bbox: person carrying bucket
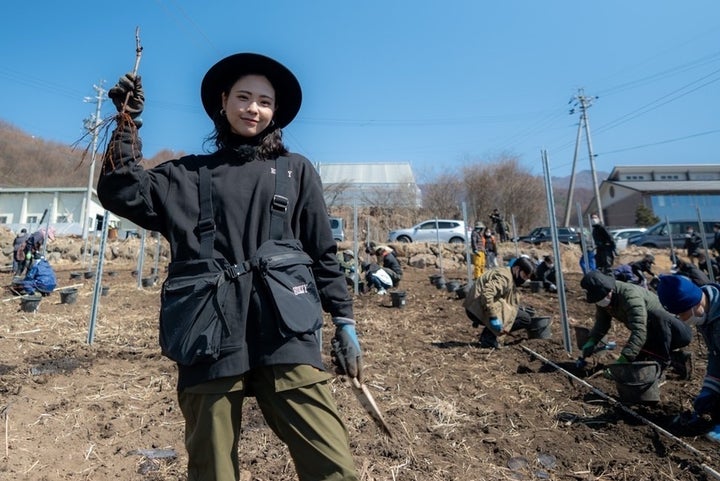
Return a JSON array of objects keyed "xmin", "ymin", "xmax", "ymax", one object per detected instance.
[
  {"xmin": 579, "ymin": 271, "xmax": 693, "ymax": 379},
  {"xmin": 657, "ymin": 274, "xmax": 720, "ymax": 442}
]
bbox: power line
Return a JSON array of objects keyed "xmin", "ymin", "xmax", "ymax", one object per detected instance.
[{"xmin": 598, "ymin": 129, "xmax": 720, "ymax": 155}]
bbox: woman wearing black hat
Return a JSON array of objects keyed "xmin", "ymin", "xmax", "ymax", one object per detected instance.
[{"xmin": 98, "ymin": 53, "xmax": 360, "ymax": 480}]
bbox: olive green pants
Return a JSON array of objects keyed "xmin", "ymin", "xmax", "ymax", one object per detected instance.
[{"xmin": 178, "ymin": 365, "xmax": 358, "ymax": 481}]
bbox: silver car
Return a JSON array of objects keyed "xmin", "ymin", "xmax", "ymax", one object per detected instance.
[{"xmin": 388, "ymin": 219, "xmax": 468, "ymax": 243}]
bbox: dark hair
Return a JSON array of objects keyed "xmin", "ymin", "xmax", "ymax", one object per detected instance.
[
  {"xmin": 205, "ymin": 107, "xmax": 289, "ymax": 158},
  {"xmin": 514, "ymin": 257, "xmax": 535, "ymax": 276}
]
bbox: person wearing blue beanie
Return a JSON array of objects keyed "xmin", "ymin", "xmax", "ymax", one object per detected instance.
[{"xmin": 657, "ymin": 274, "xmax": 720, "ymax": 443}]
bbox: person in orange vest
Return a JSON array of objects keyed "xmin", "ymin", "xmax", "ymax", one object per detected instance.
[{"xmin": 471, "ymin": 221, "xmax": 486, "ymax": 279}]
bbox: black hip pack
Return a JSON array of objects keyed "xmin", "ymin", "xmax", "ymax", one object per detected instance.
[
  {"xmin": 158, "ymin": 157, "xmax": 322, "ymax": 366},
  {"xmin": 251, "ymin": 238, "xmax": 323, "ymax": 337}
]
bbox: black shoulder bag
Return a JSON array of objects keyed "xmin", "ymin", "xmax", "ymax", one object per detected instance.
[
  {"xmin": 250, "ymin": 157, "xmax": 324, "ymax": 337},
  {"xmin": 158, "ymin": 165, "xmax": 250, "ymax": 366}
]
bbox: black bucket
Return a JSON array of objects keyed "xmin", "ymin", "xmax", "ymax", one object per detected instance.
[
  {"xmin": 446, "ymin": 280, "xmax": 461, "ymax": 293},
  {"xmin": 528, "ymin": 316, "xmax": 552, "ymax": 339},
  {"xmin": 607, "ymin": 361, "xmax": 662, "ymax": 403},
  {"xmin": 456, "ymin": 283, "xmax": 469, "ymax": 299},
  {"xmin": 20, "ymin": 295, "xmax": 42, "ymax": 313},
  {"xmin": 141, "ymin": 277, "xmax": 157, "ymax": 288},
  {"xmin": 530, "ymin": 281, "xmax": 542, "ymax": 293},
  {"xmin": 69, "ymin": 272, "xmax": 83, "ymax": 280},
  {"xmin": 435, "ymin": 277, "xmax": 446, "ymax": 290},
  {"xmin": 60, "ymin": 288, "xmax": 78, "ymax": 305},
  {"xmin": 84, "ymin": 271, "xmax": 95, "ymax": 279},
  {"xmin": 101, "ymin": 286, "xmax": 110, "ymax": 296},
  {"xmin": 390, "ymin": 291, "xmax": 407, "ymax": 308},
  {"xmin": 429, "ymin": 274, "xmax": 442, "ymax": 285}
]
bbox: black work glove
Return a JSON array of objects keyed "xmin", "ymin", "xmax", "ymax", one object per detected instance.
[
  {"xmin": 108, "ymin": 73, "xmax": 144, "ymax": 127},
  {"xmin": 331, "ymin": 317, "xmax": 363, "ymax": 382}
]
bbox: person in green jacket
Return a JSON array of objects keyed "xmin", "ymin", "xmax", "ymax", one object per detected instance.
[{"xmin": 579, "ymin": 271, "xmax": 693, "ymax": 378}]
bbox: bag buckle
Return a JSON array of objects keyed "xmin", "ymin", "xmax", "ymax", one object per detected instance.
[
  {"xmin": 198, "ymin": 218, "xmax": 215, "ymax": 233},
  {"xmin": 271, "ymin": 195, "xmax": 289, "ymax": 213},
  {"xmin": 226, "ymin": 261, "xmax": 252, "ymax": 280}
]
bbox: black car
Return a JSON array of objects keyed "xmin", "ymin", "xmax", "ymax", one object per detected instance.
[{"xmin": 516, "ymin": 226, "xmax": 584, "ymax": 245}]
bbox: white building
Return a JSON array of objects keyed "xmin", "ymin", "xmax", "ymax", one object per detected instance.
[
  {"xmin": 316, "ymin": 162, "xmax": 422, "ymax": 208},
  {"xmin": 0, "ymin": 187, "xmax": 133, "ymax": 236}
]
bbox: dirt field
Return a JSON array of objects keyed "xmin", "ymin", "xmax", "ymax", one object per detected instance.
[{"xmin": 1, "ymin": 233, "xmax": 720, "ymax": 481}]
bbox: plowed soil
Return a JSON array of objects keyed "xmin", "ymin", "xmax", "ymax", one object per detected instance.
[{"xmin": 1, "ymin": 235, "xmax": 720, "ymax": 481}]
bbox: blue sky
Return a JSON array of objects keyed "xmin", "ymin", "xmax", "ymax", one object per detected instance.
[{"xmin": 1, "ymin": 1, "xmax": 718, "ymax": 182}]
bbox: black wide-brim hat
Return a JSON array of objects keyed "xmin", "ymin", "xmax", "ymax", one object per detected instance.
[{"xmin": 201, "ymin": 53, "xmax": 302, "ymax": 129}]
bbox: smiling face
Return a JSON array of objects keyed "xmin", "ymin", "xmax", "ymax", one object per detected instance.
[{"xmin": 221, "ymin": 74, "xmax": 276, "ymax": 137}]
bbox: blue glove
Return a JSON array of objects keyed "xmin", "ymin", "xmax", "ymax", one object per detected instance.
[
  {"xmin": 331, "ymin": 317, "xmax": 363, "ymax": 381},
  {"xmin": 693, "ymin": 388, "xmax": 719, "ymax": 415},
  {"xmin": 489, "ymin": 317, "xmax": 503, "ymax": 332}
]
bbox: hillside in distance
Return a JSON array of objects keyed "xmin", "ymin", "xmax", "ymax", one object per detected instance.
[{"xmin": 0, "ymin": 120, "xmax": 182, "ymax": 188}]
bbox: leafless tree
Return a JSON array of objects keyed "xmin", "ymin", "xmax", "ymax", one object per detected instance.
[
  {"xmin": 422, "ymin": 173, "xmax": 463, "ymax": 218},
  {"xmin": 461, "ymin": 154, "xmax": 546, "ymax": 234}
]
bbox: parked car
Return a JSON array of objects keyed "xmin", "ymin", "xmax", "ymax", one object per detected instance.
[
  {"xmin": 388, "ymin": 219, "xmax": 468, "ymax": 244},
  {"xmin": 516, "ymin": 226, "xmax": 584, "ymax": 245},
  {"xmin": 329, "ymin": 217, "xmax": 345, "ymax": 242},
  {"xmin": 627, "ymin": 219, "xmax": 719, "ymax": 249},
  {"xmin": 610, "ymin": 227, "xmax": 647, "ymax": 251}
]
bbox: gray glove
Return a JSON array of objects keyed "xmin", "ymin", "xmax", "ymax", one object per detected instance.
[
  {"xmin": 108, "ymin": 73, "xmax": 144, "ymax": 126},
  {"xmin": 331, "ymin": 317, "xmax": 363, "ymax": 381}
]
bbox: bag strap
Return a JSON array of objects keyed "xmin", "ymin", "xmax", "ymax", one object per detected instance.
[
  {"xmin": 269, "ymin": 156, "xmax": 290, "ymax": 241},
  {"xmin": 198, "ymin": 165, "xmax": 216, "ymax": 259}
]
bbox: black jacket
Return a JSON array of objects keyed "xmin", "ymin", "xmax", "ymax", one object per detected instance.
[
  {"xmin": 98, "ymin": 122, "xmax": 352, "ymax": 389},
  {"xmin": 381, "ymin": 252, "xmax": 403, "ymax": 279},
  {"xmin": 592, "ymin": 224, "xmax": 615, "ymax": 251}
]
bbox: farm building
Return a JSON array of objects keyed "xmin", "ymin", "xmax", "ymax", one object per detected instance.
[
  {"xmin": 316, "ymin": 162, "xmax": 422, "ymax": 208},
  {"xmin": 0, "ymin": 187, "xmax": 131, "ymax": 237}
]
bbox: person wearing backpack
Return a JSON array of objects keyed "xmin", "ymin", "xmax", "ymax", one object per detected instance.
[{"xmin": 98, "ymin": 53, "xmax": 361, "ymax": 481}]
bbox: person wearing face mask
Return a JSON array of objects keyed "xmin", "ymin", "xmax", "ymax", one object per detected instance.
[
  {"xmin": 589, "ymin": 212, "xmax": 616, "ymax": 275},
  {"xmin": 579, "ymin": 271, "xmax": 693, "ymax": 378},
  {"xmin": 463, "ymin": 256, "xmax": 537, "ymax": 348},
  {"xmin": 657, "ymin": 274, "xmax": 720, "ymax": 442},
  {"xmin": 533, "ymin": 255, "xmax": 557, "ymax": 292}
]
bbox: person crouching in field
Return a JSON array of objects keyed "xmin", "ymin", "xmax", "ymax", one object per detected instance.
[{"xmin": 463, "ymin": 257, "xmax": 535, "ymax": 348}]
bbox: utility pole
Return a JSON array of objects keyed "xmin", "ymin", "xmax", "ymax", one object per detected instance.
[
  {"xmin": 566, "ymin": 89, "xmax": 604, "ymax": 225},
  {"xmin": 81, "ymin": 82, "xmax": 105, "ymax": 265},
  {"xmin": 562, "ymin": 117, "xmax": 583, "ymax": 226}
]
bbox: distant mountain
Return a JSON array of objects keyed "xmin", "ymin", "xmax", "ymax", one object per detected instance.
[{"xmin": 551, "ymin": 169, "xmax": 610, "ymax": 191}]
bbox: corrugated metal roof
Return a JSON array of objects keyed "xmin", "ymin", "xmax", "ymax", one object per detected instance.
[
  {"xmin": 317, "ymin": 162, "xmax": 417, "ymax": 184},
  {"xmin": 607, "ymin": 180, "xmax": 720, "ymax": 192}
]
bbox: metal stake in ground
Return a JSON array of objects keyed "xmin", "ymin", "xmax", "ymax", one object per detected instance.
[
  {"xmin": 520, "ymin": 345, "xmax": 715, "ymax": 466},
  {"xmin": 87, "ymin": 27, "xmax": 143, "ymax": 343}
]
